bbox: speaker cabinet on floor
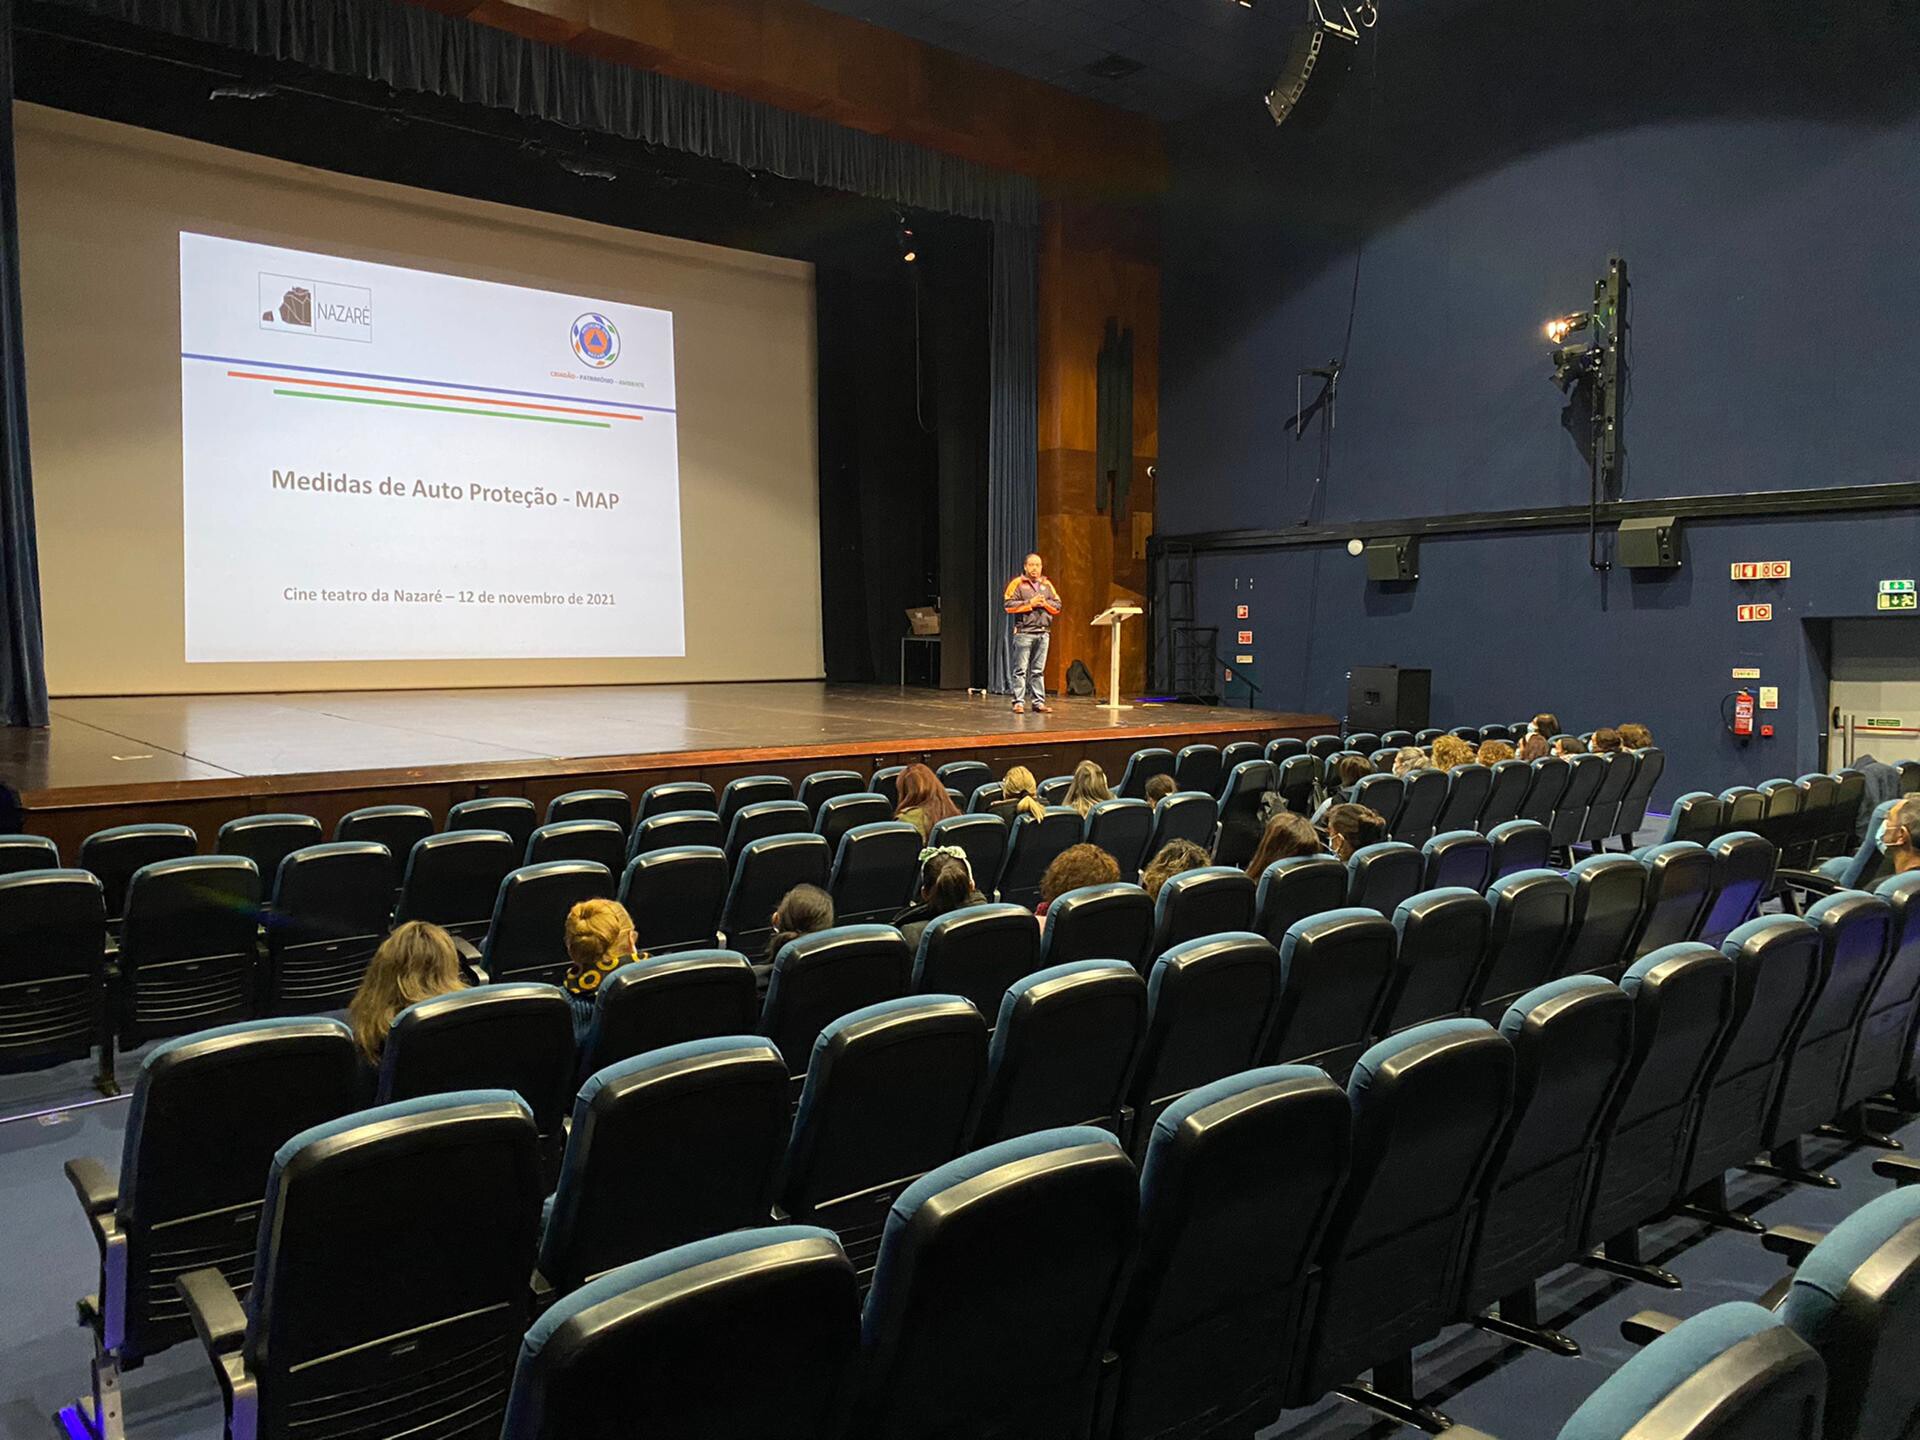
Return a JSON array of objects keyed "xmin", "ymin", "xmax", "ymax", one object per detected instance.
[{"xmin": 1347, "ymin": 666, "xmax": 1431, "ymax": 733}]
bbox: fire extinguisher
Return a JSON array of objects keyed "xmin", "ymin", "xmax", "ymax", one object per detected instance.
[{"xmin": 1723, "ymin": 689, "xmax": 1755, "ymax": 739}]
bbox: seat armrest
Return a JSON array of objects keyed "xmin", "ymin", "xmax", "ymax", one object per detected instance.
[
  {"xmin": 177, "ymin": 1267, "xmax": 248, "ymax": 1357},
  {"xmin": 1761, "ymin": 1224, "xmax": 1827, "ymax": 1267},
  {"xmin": 1775, "ymin": 869, "xmax": 1843, "ymax": 898},
  {"xmin": 65, "ymin": 1157, "xmax": 119, "ymax": 1217},
  {"xmin": 1620, "ymin": 1310, "xmax": 1684, "ymax": 1347},
  {"xmin": 451, "ymin": 934, "xmax": 482, "ymax": 966},
  {"xmin": 1874, "ymin": 1155, "xmax": 1920, "ymax": 1187}
]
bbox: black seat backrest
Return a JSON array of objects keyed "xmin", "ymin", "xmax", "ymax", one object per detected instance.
[
  {"xmin": 108, "ymin": 1018, "xmax": 361, "ymax": 1364},
  {"xmin": 1548, "ymin": 754, "xmax": 1607, "ymax": 847},
  {"xmin": 1347, "ymin": 732, "xmax": 1383, "ymax": 755},
  {"xmin": 1383, "ymin": 730, "xmax": 1417, "ymax": 748},
  {"xmin": 80, "ymin": 823, "xmax": 197, "ymax": 925},
  {"xmin": 244, "ymin": 1091, "xmax": 542, "ymax": 1440},
  {"xmin": 1128, "ymin": 933, "xmax": 1284, "ymax": 1137},
  {"xmin": 971, "ymin": 960, "xmax": 1146, "ymax": 1145},
  {"xmin": 1517, "ymin": 756, "xmax": 1571, "ymax": 826},
  {"xmin": 264, "ymin": 842, "xmax": 393, "ymax": 1015},
  {"xmin": 1580, "ymin": 751, "xmax": 1641, "ymax": 845},
  {"xmin": 1392, "ymin": 768, "xmax": 1450, "ymax": 845},
  {"xmin": 619, "ymin": 846, "xmax": 728, "ymax": 955},
  {"xmin": 1632, "ymin": 842, "xmax": 1719, "ymax": 958},
  {"xmin": 333, "ymin": 806, "xmax": 434, "ymax": 888},
  {"xmin": 1174, "ymin": 744, "xmax": 1223, "ymax": 797},
  {"xmin": 928, "ymin": 813, "xmax": 1010, "ymax": 894},
  {"xmin": 1475, "ymin": 869, "xmax": 1576, "ymax": 1020},
  {"xmin": 1699, "ymin": 832, "xmax": 1778, "ymax": 946},
  {"xmin": 216, "ymin": 815, "xmax": 323, "ymax": 890},
  {"xmin": 537, "ymin": 1037, "xmax": 792, "ymax": 1295},
  {"xmin": 482, "ymin": 861, "xmax": 613, "ymax": 985},
  {"xmin": 1903, "ymin": 761, "xmax": 1920, "ymax": 796},
  {"xmin": 759, "ymin": 925, "xmax": 912, "ymax": 1078},
  {"xmin": 448, "ymin": 798, "xmax": 537, "ymax": 852},
  {"xmin": 1150, "ymin": 866, "xmax": 1257, "ymax": 956},
  {"xmin": 1344, "ymin": 841, "xmax": 1423, "ymax": 919},
  {"xmin": 0, "ymin": 869, "xmax": 106, "ymax": 1074},
  {"xmin": 1350, "ymin": 773, "xmax": 1405, "ymax": 831},
  {"xmin": 1276, "ymin": 754, "xmax": 1319, "ymax": 816},
  {"xmin": 117, "ymin": 856, "xmax": 261, "ymax": 1046},
  {"xmin": 628, "ymin": 810, "xmax": 724, "ymax": 861},
  {"xmin": 0, "ymin": 832, "xmax": 59, "ymax": 876},
  {"xmin": 1434, "ymin": 765, "xmax": 1493, "ymax": 836},
  {"xmin": 718, "ymin": 775, "xmax": 797, "ymax": 836},
  {"xmin": 828, "ymin": 821, "xmax": 922, "ymax": 923},
  {"xmin": 1307, "ymin": 734, "xmax": 1343, "ymax": 760},
  {"xmin": 575, "ymin": 950, "xmax": 760, "ymax": 1080},
  {"xmin": 1423, "ymin": 829, "xmax": 1494, "ymax": 893},
  {"xmin": 719, "ymin": 833, "xmax": 831, "ymax": 959},
  {"xmin": 819, "ymin": 792, "xmax": 894, "ymax": 850},
  {"xmin": 1038, "ymin": 774, "xmax": 1074, "ymax": 806},
  {"xmin": 1118, "ymin": 747, "xmax": 1177, "ymax": 799},
  {"xmin": 1614, "ymin": 747, "xmax": 1666, "ymax": 842},
  {"xmin": 1084, "ymin": 798, "xmax": 1155, "ymax": 879},
  {"xmin": 1845, "ymin": 873, "xmax": 1920, "ymax": 1113},
  {"xmin": 935, "ymin": 762, "xmax": 994, "ymax": 802},
  {"xmin": 799, "ymin": 770, "xmax": 867, "ymax": 812},
  {"xmin": 724, "ymin": 799, "xmax": 813, "ymax": 865},
  {"xmin": 1040, "ymin": 882, "xmax": 1154, "ymax": 970},
  {"xmin": 1214, "ymin": 760, "xmax": 1276, "ymax": 866},
  {"xmin": 1558, "ymin": 854, "xmax": 1650, "ymax": 981},
  {"xmin": 1487, "ymin": 819, "xmax": 1553, "ymax": 880},
  {"xmin": 1268, "ymin": 908, "xmax": 1398, "ymax": 1076},
  {"xmin": 395, "ymin": 829, "xmax": 517, "ymax": 939},
  {"xmin": 1477, "ymin": 760, "xmax": 1533, "ymax": 832},
  {"xmin": 968, "ymin": 782, "xmax": 1007, "ymax": 815},
  {"xmin": 1827, "ymin": 771, "xmax": 1866, "ymax": 853},
  {"xmin": 1370, "ymin": 747, "xmax": 1401, "ymax": 770},
  {"xmin": 912, "ymin": 902, "xmax": 1042, "ymax": 1017},
  {"xmin": 1220, "ymin": 740, "xmax": 1262, "ymax": 775},
  {"xmin": 1664, "ymin": 792, "xmax": 1726, "ymax": 845},
  {"xmin": 1384, "ymin": 887, "xmax": 1490, "ymax": 1033},
  {"xmin": 544, "ymin": 789, "xmax": 632, "ymax": 834},
  {"xmin": 1253, "ymin": 854, "xmax": 1348, "ymax": 946},
  {"xmin": 1266, "ymin": 737, "xmax": 1308, "ymax": 766},
  {"xmin": 1144, "ymin": 791, "xmax": 1219, "ymax": 862},
  {"xmin": 525, "ymin": 820, "xmax": 626, "ymax": 871},
  {"xmin": 1723, "ymin": 788, "xmax": 1767, "ymax": 829},
  {"xmin": 1766, "ymin": 891, "xmax": 1897, "ymax": 1150},
  {"xmin": 379, "ymin": 983, "xmax": 578, "ymax": 1139},
  {"xmin": 637, "ymin": 781, "xmax": 717, "ymax": 820},
  {"xmin": 995, "ymin": 808, "xmax": 1081, "ymax": 908}
]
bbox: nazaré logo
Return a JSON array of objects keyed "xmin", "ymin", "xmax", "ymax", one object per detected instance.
[{"xmin": 570, "ymin": 313, "xmax": 621, "ymax": 368}]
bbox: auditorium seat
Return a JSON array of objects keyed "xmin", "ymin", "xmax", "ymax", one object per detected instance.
[
  {"xmin": 994, "ymin": 807, "xmax": 1080, "ymax": 909},
  {"xmin": 1369, "ymin": 746, "xmax": 1401, "ymax": 771},
  {"xmin": 0, "ymin": 869, "xmax": 106, "ymax": 1076},
  {"xmin": 927, "ymin": 813, "xmax": 1009, "ymax": 894},
  {"xmin": 619, "ymin": 846, "xmax": 727, "ymax": 956},
  {"xmin": 718, "ymin": 775, "xmax": 796, "ymax": 837},
  {"xmin": 1580, "ymin": 944, "xmax": 1735, "ymax": 1285},
  {"xmin": 1805, "ymin": 799, "xmax": 1898, "ymax": 892},
  {"xmin": 1677, "ymin": 916, "xmax": 1823, "ymax": 1231},
  {"xmin": 933, "ymin": 761, "xmax": 992, "ymax": 803},
  {"xmin": 1556, "ymin": 854, "xmax": 1650, "ymax": 982},
  {"xmin": 1423, "ymin": 829, "xmax": 1494, "ymax": 892},
  {"xmin": 849, "ymin": 1127, "xmax": 1136, "ymax": 1439},
  {"xmin": 1109, "ymin": 1066, "xmax": 1351, "ymax": 1440},
  {"xmin": 1698, "ymin": 831, "xmax": 1778, "ymax": 946},
  {"xmin": 79, "ymin": 822, "xmax": 197, "ymax": 929},
  {"xmin": 1265, "ymin": 736, "xmax": 1307, "ymax": 766},
  {"xmin": 816, "ymin": 791, "xmax": 890, "ymax": 849},
  {"xmin": 627, "ymin": 808, "xmax": 723, "ymax": 860},
  {"xmin": 1347, "ymin": 731, "xmax": 1383, "ymax": 755},
  {"xmin": 261, "ymin": 842, "xmax": 392, "ymax": 1017},
  {"xmin": 1612, "ymin": 747, "xmax": 1666, "ymax": 845},
  {"xmin": 1461, "ymin": 977, "xmax": 1633, "ymax": 1355},
  {"xmin": 910, "ymin": 902, "xmax": 1039, "ymax": 1019},
  {"xmin": 1383, "ymin": 888, "xmax": 1490, "ymax": 1035},
  {"xmin": 724, "ymin": 798, "xmax": 813, "ymax": 865},
  {"xmin": 60, "ymin": 1017, "xmax": 360, "ymax": 1434},
  {"xmin": 1723, "ymin": 787, "xmax": 1768, "ymax": 830},
  {"xmin": 1307, "ymin": 734, "xmax": 1343, "ymax": 760},
  {"xmin": 1344, "ymin": 840, "xmax": 1422, "ymax": 919},
  {"xmin": 524, "ymin": 819, "xmax": 626, "ymax": 872},
  {"xmin": 504, "ymin": 1228, "xmax": 858, "ymax": 1440},
  {"xmin": 215, "ymin": 815, "xmax": 322, "ymax": 892},
  {"xmin": 1393, "ymin": 767, "xmax": 1449, "ymax": 845},
  {"xmin": 827, "ymin": 820, "xmax": 920, "ymax": 923},
  {"xmin": 1547, "ymin": 754, "xmax": 1606, "ymax": 856},
  {"xmin": 1477, "ymin": 760, "xmax": 1533, "ymax": 833},
  {"xmin": 1083, "ymin": 798, "xmax": 1154, "ymax": 878},
  {"xmin": 1789, "ymin": 774, "xmax": 1839, "ymax": 868},
  {"xmin": 779, "ymin": 995, "xmax": 986, "ymax": 1275},
  {"xmin": 1143, "ymin": 790, "xmax": 1219, "ymax": 861},
  {"xmin": 1828, "ymin": 873, "xmax": 1920, "ymax": 1143},
  {"xmin": 177, "ymin": 1091, "xmax": 542, "ymax": 1440},
  {"xmin": 1631, "ymin": 841, "xmax": 1719, "ymax": 959},
  {"xmin": 333, "ymin": 805, "xmax": 432, "ymax": 890},
  {"xmin": 1300, "ymin": 1019, "xmax": 1515, "ymax": 1432},
  {"xmin": 1174, "ymin": 743, "xmax": 1223, "ymax": 797},
  {"xmin": 967, "ymin": 781, "xmax": 1006, "ymax": 815},
  {"xmin": 1661, "ymin": 791, "xmax": 1726, "ymax": 845},
  {"xmin": 1266, "ymin": 908, "xmax": 1397, "ymax": 1077},
  {"xmin": 1213, "ymin": 759, "xmax": 1274, "ymax": 867},
  {"xmin": 1823, "ymin": 770, "xmax": 1867, "ymax": 857},
  {"xmin": 1904, "ymin": 760, "xmax": 1920, "ymax": 796},
  {"xmin": 1039, "ymin": 774, "xmax": 1073, "ymax": 805},
  {"xmin": 1486, "ymin": 817, "xmax": 1552, "ymax": 881},
  {"xmin": 378, "ymin": 983, "xmax": 576, "ymax": 1150},
  {"xmin": 1117, "ymin": 747, "xmax": 1176, "ymax": 799},
  {"xmin": 1482, "ymin": 724, "xmax": 1513, "ymax": 743},
  {"xmin": 869, "ymin": 765, "xmax": 906, "ymax": 808},
  {"xmin": 1219, "ymin": 740, "xmax": 1263, "ymax": 778},
  {"xmin": 719, "ymin": 833, "xmax": 830, "ymax": 961},
  {"xmin": 543, "ymin": 788, "xmax": 631, "ymax": 834},
  {"xmin": 448, "ymin": 797, "xmax": 537, "ymax": 852},
  {"xmin": 573, "ymin": 950, "xmax": 759, "ymax": 1081},
  {"xmin": 1759, "ymin": 779, "xmax": 1804, "ymax": 854},
  {"xmin": 798, "ymin": 769, "xmax": 866, "ymax": 812},
  {"xmin": 1275, "ymin": 753, "xmax": 1319, "ymax": 816},
  {"xmin": 636, "ymin": 780, "xmax": 716, "ymax": 820},
  {"xmin": 1351, "ymin": 773, "xmax": 1404, "ymax": 830},
  {"xmin": 1517, "ymin": 755, "xmax": 1571, "ymax": 828},
  {"xmin": 0, "ymin": 832, "xmax": 58, "ymax": 875},
  {"xmin": 395, "ymin": 828, "xmax": 518, "ymax": 940},
  {"xmin": 1253, "ymin": 853, "xmax": 1349, "ymax": 946},
  {"xmin": 1149, "ymin": 866, "xmax": 1256, "ymax": 956},
  {"xmin": 482, "ymin": 861, "xmax": 613, "ymax": 985},
  {"xmin": 1474, "ymin": 869, "xmax": 1575, "ymax": 1021},
  {"xmin": 1038, "ymin": 881, "xmax": 1153, "ymax": 971},
  {"xmin": 114, "ymin": 857, "xmax": 261, "ymax": 1053},
  {"xmin": 534, "ymin": 1037, "xmax": 789, "ymax": 1297},
  {"xmin": 1383, "ymin": 729, "xmax": 1416, "ymax": 747},
  {"xmin": 1434, "ymin": 764, "xmax": 1493, "ymax": 837},
  {"xmin": 1579, "ymin": 750, "xmax": 1640, "ymax": 850},
  {"xmin": 970, "ymin": 960, "xmax": 1145, "ymax": 1145},
  {"xmin": 759, "ymin": 925, "xmax": 911, "ymax": 1083},
  {"xmin": 1126, "ymin": 933, "xmax": 1283, "ymax": 1150}
]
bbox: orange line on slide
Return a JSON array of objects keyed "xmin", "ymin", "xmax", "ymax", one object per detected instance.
[{"xmin": 224, "ymin": 370, "xmax": 644, "ymax": 422}]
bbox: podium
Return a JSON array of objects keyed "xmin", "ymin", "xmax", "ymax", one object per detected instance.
[{"xmin": 1089, "ymin": 604, "xmax": 1144, "ymax": 711}]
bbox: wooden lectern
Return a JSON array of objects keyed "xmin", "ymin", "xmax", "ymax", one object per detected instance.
[{"xmin": 1089, "ymin": 604, "xmax": 1143, "ymax": 711}]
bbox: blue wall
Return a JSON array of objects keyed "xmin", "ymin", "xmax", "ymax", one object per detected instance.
[{"xmin": 1160, "ymin": 25, "xmax": 1920, "ymax": 805}]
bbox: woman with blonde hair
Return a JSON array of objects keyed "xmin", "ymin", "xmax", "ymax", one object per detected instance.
[
  {"xmin": 1476, "ymin": 738, "xmax": 1515, "ymax": 766},
  {"xmin": 1062, "ymin": 759, "xmax": 1113, "ymax": 818},
  {"xmin": 1431, "ymin": 734, "xmax": 1475, "ymax": 771},
  {"xmin": 563, "ymin": 897, "xmax": 640, "ymax": 1037},
  {"xmin": 348, "ymin": 920, "xmax": 466, "ymax": 1066},
  {"xmin": 1391, "ymin": 746, "xmax": 1429, "ymax": 777},
  {"xmin": 999, "ymin": 765, "xmax": 1048, "ymax": 824}
]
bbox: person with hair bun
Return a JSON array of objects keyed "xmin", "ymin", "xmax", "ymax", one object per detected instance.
[
  {"xmin": 893, "ymin": 846, "xmax": 986, "ymax": 950},
  {"xmin": 562, "ymin": 897, "xmax": 641, "ymax": 1038}
]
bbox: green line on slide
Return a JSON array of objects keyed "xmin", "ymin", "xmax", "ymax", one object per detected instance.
[{"xmin": 269, "ymin": 388, "xmax": 612, "ymax": 428}]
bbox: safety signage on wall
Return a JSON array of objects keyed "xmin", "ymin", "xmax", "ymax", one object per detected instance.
[
  {"xmin": 1731, "ymin": 667, "xmax": 1761, "ymax": 679},
  {"xmin": 1730, "ymin": 561, "xmax": 1791, "ymax": 580},
  {"xmin": 1236, "ymin": 604, "xmax": 1249, "ymax": 619},
  {"xmin": 1879, "ymin": 579, "xmax": 1915, "ymax": 593},
  {"xmin": 1237, "ymin": 630, "xmax": 1253, "ymax": 645},
  {"xmin": 1879, "ymin": 593, "xmax": 1918, "ymax": 611},
  {"xmin": 1736, "ymin": 604, "xmax": 1773, "ymax": 622},
  {"xmin": 1236, "ymin": 654, "xmax": 1254, "ymax": 665},
  {"xmin": 1759, "ymin": 687, "xmax": 1779, "ymax": 710}
]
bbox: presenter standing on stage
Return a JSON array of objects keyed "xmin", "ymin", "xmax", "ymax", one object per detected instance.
[{"xmin": 1003, "ymin": 553, "xmax": 1062, "ymax": 713}]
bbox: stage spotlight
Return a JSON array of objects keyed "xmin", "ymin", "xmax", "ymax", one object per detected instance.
[
  {"xmin": 1543, "ymin": 311, "xmax": 1590, "ymax": 344},
  {"xmin": 897, "ymin": 222, "xmax": 918, "ymax": 264}
]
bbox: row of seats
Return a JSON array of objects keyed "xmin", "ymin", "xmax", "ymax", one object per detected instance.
[{"xmin": 1663, "ymin": 767, "xmax": 1912, "ymax": 867}]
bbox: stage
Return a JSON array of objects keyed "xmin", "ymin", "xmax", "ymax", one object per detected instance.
[{"xmin": 3, "ymin": 683, "xmax": 1334, "ymax": 854}]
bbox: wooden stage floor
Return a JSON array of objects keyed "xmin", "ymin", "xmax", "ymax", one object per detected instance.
[{"xmin": 4, "ymin": 683, "xmax": 1332, "ymax": 852}]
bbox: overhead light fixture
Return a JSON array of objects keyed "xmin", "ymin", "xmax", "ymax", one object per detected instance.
[
  {"xmin": 208, "ymin": 82, "xmax": 276, "ymax": 101},
  {"xmin": 898, "ymin": 221, "xmax": 918, "ymax": 264},
  {"xmin": 1543, "ymin": 311, "xmax": 1591, "ymax": 345}
]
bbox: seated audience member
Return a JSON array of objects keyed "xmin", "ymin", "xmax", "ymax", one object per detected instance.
[
  {"xmin": 893, "ymin": 847, "xmax": 985, "ymax": 950},
  {"xmin": 1144, "ymin": 771, "xmax": 1178, "ymax": 807},
  {"xmin": 765, "ymin": 883, "xmax": 834, "ymax": 968},
  {"xmin": 1617, "ymin": 722, "xmax": 1653, "ymax": 749},
  {"xmin": 1530, "ymin": 712, "xmax": 1561, "ymax": 740},
  {"xmin": 1034, "ymin": 843, "xmax": 1121, "ymax": 919},
  {"xmin": 1515, "ymin": 733, "xmax": 1550, "ymax": 763},
  {"xmin": 347, "ymin": 920, "xmax": 466, "ymax": 1069},
  {"xmin": 1062, "ymin": 759, "xmax": 1114, "ymax": 818},
  {"xmin": 563, "ymin": 897, "xmax": 641, "ymax": 1039},
  {"xmin": 1590, "ymin": 726, "xmax": 1623, "ymax": 754},
  {"xmin": 1142, "ymin": 839, "xmax": 1211, "ymax": 899},
  {"xmin": 1884, "ymin": 796, "xmax": 1920, "ymax": 876},
  {"xmin": 1391, "ymin": 747, "xmax": 1429, "ymax": 777},
  {"xmin": 894, "ymin": 762, "xmax": 960, "ymax": 840},
  {"xmin": 1331, "ymin": 753, "xmax": 1375, "ymax": 798},
  {"xmin": 1245, "ymin": 812, "xmax": 1322, "ymax": 880},
  {"xmin": 1476, "ymin": 738, "xmax": 1516, "ymax": 767},
  {"xmin": 1324, "ymin": 803, "xmax": 1388, "ymax": 862},
  {"xmin": 998, "ymin": 764, "xmax": 1048, "ymax": 823},
  {"xmin": 1553, "ymin": 735, "xmax": 1587, "ymax": 757},
  {"xmin": 1431, "ymin": 734, "xmax": 1476, "ymax": 771}
]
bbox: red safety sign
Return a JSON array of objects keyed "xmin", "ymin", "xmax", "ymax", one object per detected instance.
[
  {"xmin": 1237, "ymin": 630, "xmax": 1253, "ymax": 645},
  {"xmin": 1235, "ymin": 604, "xmax": 1249, "ymax": 619},
  {"xmin": 1736, "ymin": 604, "xmax": 1773, "ymax": 622},
  {"xmin": 1730, "ymin": 561, "xmax": 1791, "ymax": 580}
]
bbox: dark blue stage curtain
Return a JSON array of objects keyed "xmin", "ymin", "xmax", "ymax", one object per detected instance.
[
  {"xmin": 987, "ymin": 221, "xmax": 1039, "ymax": 696},
  {"xmin": 46, "ymin": 0, "xmax": 1041, "ymax": 227},
  {"xmin": 0, "ymin": 0, "xmax": 49, "ymax": 728}
]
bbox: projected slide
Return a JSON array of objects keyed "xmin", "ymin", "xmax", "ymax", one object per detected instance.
[{"xmin": 178, "ymin": 233, "xmax": 683, "ymax": 662}]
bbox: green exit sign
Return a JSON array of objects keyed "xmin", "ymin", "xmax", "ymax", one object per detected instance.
[
  {"xmin": 1880, "ymin": 579, "xmax": 1915, "ymax": 593},
  {"xmin": 1880, "ymin": 592, "xmax": 1918, "ymax": 611}
]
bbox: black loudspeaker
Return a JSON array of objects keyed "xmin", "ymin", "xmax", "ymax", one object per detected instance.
[
  {"xmin": 1617, "ymin": 516, "xmax": 1682, "ymax": 570},
  {"xmin": 1363, "ymin": 536, "xmax": 1419, "ymax": 582},
  {"xmin": 1347, "ymin": 666, "xmax": 1431, "ymax": 733},
  {"xmin": 1265, "ymin": 0, "xmax": 1359, "ymax": 129}
]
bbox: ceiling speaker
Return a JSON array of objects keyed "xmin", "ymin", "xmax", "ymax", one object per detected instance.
[{"xmin": 1265, "ymin": 1, "xmax": 1360, "ymax": 128}]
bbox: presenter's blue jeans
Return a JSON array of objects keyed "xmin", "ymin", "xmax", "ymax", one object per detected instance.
[{"xmin": 1011, "ymin": 631, "xmax": 1050, "ymax": 705}]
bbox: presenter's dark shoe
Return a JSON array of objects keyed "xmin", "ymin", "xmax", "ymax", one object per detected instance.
[
  {"xmin": 1011, "ymin": 702, "xmax": 1025, "ymax": 713},
  {"xmin": 1031, "ymin": 701, "xmax": 1049, "ymax": 713}
]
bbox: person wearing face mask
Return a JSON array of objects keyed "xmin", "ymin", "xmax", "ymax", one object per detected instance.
[{"xmin": 1883, "ymin": 796, "xmax": 1920, "ymax": 875}]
